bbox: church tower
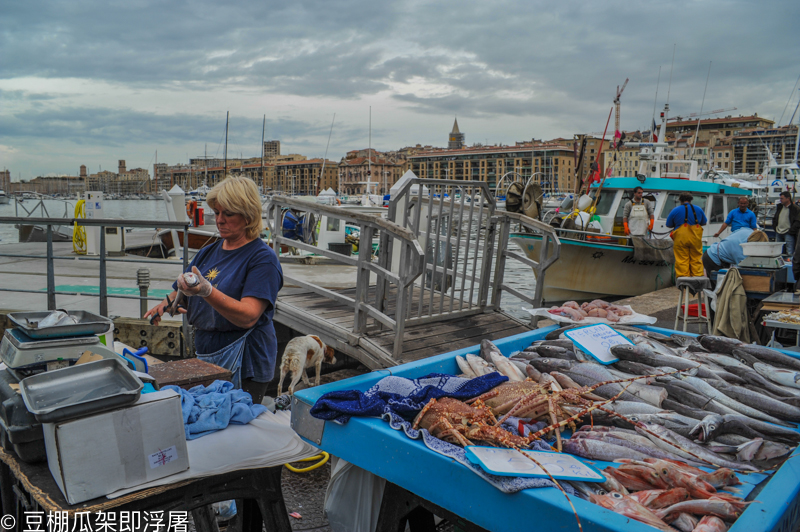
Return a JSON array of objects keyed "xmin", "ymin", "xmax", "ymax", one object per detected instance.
[{"xmin": 448, "ymin": 118, "xmax": 464, "ymax": 149}]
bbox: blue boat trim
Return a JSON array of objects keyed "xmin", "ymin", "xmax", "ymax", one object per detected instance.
[{"xmin": 591, "ymin": 177, "xmax": 753, "ymax": 196}]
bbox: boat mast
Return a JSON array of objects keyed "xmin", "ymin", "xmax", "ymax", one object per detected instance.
[
  {"xmin": 204, "ymin": 144, "xmax": 208, "ymax": 189},
  {"xmin": 689, "ymin": 61, "xmax": 712, "ymax": 164},
  {"xmin": 224, "ymin": 111, "xmax": 229, "ymax": 179},
  {"xmin": 650, "ymin": 66, "xmax": 661, "ymax": 143},
  {"xmin": 319, "ymin": 113, "xmax": 336, "ymax": 197},
  {"xmin": 261, "ymin": 115, "xmax": 265, "ymax": 193},
  {"xmin": 794, "ymin": 92, "xmax": 800, "ymax": 164},
  {"xmin": 368, "ymin": 106, "xmax": 372, "ymax": 197}
]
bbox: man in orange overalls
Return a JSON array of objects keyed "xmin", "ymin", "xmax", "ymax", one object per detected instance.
[{"xmin": 666, "ymin": 192, "xmax": 708, "ymax": 277}]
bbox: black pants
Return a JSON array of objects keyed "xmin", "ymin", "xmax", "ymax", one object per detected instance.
[
  {"xmin": 702, "ymin": 250, "xmax": 728, "ymax": 276},
  {"xmin": 242, "ymin": 378, "xmax": 268, "ymax": 405}
]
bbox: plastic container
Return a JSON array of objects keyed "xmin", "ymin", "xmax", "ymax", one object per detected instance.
[
  {"xmin": 574, "ymin": 212, "xmax": 591, "ymax": 230},
  {"xmin": 680, "ymin": 303, "xmax": 708, "ymax": 318},
  {"xmin": 576, "ymin": 195, "xmax": 593, "ymax": 211},
  {"xmin": 740, "ymin": 241, "xmax": 784, "ymax": 257},
  {"xmin": 0, "ymin": 369, "xmax": 46, "ymax": 463}
]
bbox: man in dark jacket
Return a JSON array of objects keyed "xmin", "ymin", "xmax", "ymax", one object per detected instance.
[{"xmin": 773, "ymin": 191, "xmax": 800, "ymax": 256}]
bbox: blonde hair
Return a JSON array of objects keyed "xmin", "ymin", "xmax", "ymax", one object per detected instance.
[
  {"xmin": 747, "ymin": 230, "xmax": 768, "ymax": 243},
  {"xmin": 206, "ymin": 176, "xmax": 263, "ymax": 240}
]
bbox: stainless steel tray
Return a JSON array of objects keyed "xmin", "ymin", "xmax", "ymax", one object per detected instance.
[
  {"xmin": 4, "ymin": 328, "xmax": 99, "ymax": 350},
  {"xmin": 8, "ymin": 311, "xmax": 113, "ymax": 339},
  {"xmin": 20, "ymin": 359, "xmax": 143, "ymax": 423}
]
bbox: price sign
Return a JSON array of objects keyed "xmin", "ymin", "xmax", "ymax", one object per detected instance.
[{"xmin": 564, "ymin": 323, "xmax": 632, "ymax": 365}]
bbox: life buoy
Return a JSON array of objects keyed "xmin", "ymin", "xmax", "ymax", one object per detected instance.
[
  {"xmin": 186, "ymin": 200, "xmax": 197, "ymax": 219},
  {"xmin": 336, "ymin": 198, "xmax": 341, "ymax": 206}
]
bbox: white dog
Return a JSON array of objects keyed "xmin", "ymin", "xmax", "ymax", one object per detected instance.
[{"xmin": 277, "ymin": 335, "xmax": 337, "ymax": 395}]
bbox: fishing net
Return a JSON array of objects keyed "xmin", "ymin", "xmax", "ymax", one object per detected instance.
[{"xmin": 632, "ymin": 236, "xmax": 674, "ymax": 263}]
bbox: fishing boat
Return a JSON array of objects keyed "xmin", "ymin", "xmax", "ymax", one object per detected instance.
[
  {"xmin": 0, "ymin": 190, "xmax": 9, "ymax": 205},
  {"xmin": 510, "ymin": 105, "xmax": 753, "ymax": 303}
]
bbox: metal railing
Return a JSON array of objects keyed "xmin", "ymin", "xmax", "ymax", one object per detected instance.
[
  {"xmin": 267, "ymin": 178, "xmax": 561, "ymax": 360},
  {"xmin": 265, "ymin": 196, "xmax": 425, "ymax": 360},
  {"xmin": 0, "ymin": 216, "xmax": 192, "ymax": 357}
]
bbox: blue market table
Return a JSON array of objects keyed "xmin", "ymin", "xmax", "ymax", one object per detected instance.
[{"xmin": 292, "ymin": 325, "xmax": 800, "ymax": 532}]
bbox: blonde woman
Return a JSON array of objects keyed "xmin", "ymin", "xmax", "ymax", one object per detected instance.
[
  {"xmin": 146, "ymin": 176, "xmax": 283, "ymax": 404},
  {"xmin": 702, "ymin": 228, "xmax": 768, "ymax": 275}
]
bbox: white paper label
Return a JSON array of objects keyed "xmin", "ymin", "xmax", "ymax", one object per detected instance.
[
  {"xmin": 148, "ymin": 446, "xmax": 179, "ymax": 469},
  {"xmin": 565, "ymin": 324, "xmax": 631, "ymax": 364},
  {"xmin": 46, "ymin": 360, "xmax": 69, "ymax": 371}
]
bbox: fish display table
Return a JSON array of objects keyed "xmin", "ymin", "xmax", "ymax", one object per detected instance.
[{"xmin": 292, "ymin": 325, "xmax": 800, "ymax": 532}]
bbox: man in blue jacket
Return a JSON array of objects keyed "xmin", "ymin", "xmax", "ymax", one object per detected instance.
[{"xmin": 713, "ymin": 196, "xmax": 757, "ymax": 237}]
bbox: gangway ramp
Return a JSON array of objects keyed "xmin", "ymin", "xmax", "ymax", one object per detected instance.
[{"xmin": 268, "ymin": 178, "xmax": 560, "ymax": 369}]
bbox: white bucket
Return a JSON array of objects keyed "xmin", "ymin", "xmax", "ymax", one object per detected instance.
[
  {"xmin": 577, "ymin": 195, "xmax": 593, "ymax": 211},
  {"xmin": 575, "ymin": 212, "xmax": 591, "ymax": 230}
]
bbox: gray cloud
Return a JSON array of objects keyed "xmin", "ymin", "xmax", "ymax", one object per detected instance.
[{"xmin": 1, "ymin": 0, "xmax": 798, "ymax": 177}]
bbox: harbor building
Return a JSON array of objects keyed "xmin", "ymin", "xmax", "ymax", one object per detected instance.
[
  {"xmin": 666, "ymin": 114, "xmax": 774, "ymax": 145},
  {"xmin": 263, "ymin": 140, "xmax": 281, "ymax": 158},
  {"xmin": 408, "ymin": 142, "xmax": 575, "ymax": 193},
  {"xmin": 0, "ymin": 170, "xmax": 9, "ymax": 191},
  {"xmin": 448, "ymin": 118, "xmax": 465, "ymax": 149},
  {"xmin": 338, "ymin": 151, "xmax": 406, "ymax": 195},
  {"xmin": 84, "ymin": 160, "xmax": 149, "ymax": 194},
  {"xmin": 711, "ymin": 140, "xmax": 733, "ymax": 171},
  {"xmin": 732, "ymin": 124, "xmax": 799, "ymax": 175}
]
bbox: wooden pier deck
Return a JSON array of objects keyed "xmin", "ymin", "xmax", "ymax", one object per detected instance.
[{"xmin": 274, "ymin": 287, "xmax": 534, "ymax": 369}]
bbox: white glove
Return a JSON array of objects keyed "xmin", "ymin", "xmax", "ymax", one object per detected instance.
[{"xmin": 177, "ymin": 266, "xmax": 213, "ymax": 298}]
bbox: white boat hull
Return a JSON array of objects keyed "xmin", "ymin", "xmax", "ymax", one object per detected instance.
[{"xmin": 510, "ymin": 233, "xmax": 674, "ymax": 303}]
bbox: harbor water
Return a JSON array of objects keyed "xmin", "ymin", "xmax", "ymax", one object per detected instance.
[{"xmin": 1, "ymin": 198, "xmax": 537, "ymax": 321}]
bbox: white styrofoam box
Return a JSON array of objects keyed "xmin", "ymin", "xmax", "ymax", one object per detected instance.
[
  {"xmin": 740, "ymin": 241, "xmax": 784, "ymax": 257},
  {"xmin": 43, "ymin": 389, "xmax": 189, "ymax": 504}
]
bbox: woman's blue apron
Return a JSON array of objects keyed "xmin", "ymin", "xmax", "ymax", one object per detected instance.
[{"xmin": 196, "ymin": 329, "xmax": 253, "ymax": 389}]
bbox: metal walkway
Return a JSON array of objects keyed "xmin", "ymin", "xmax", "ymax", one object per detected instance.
[{"xmin": 268, "ymin": 178, "xmax": 560, "ymax": 369}]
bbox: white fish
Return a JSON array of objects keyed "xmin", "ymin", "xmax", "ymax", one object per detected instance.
[
  {"xmin": 466, "ymin": 354, "xmax": 494, "ymax": 376},
  {"xmin": 754, "ymin": 362, "xmax": 800, "ymax": 389},
  {"xmin": 489, "ymin": 352, "xmax": 525, "ymax": 381},
  {"xmin": 699, "ymin": 353, "xmax": 749, "ymax": 369},
  {"xmin": 455, "ymin": 356, "xmax": 477, "ymax": 378}
]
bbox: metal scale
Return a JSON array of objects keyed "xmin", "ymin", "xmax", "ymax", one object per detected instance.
[
  {"xmin": 738, "ymin": 255, "xmax": 786, "ymax": 269},
  {"xmin": 0, "ymin": 311, "xmax": 117, "ymax": 380}
]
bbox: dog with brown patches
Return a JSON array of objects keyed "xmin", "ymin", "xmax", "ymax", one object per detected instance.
[{"xmin": 277, "ymin": 335, "xmax": 337, "ymax": 395}]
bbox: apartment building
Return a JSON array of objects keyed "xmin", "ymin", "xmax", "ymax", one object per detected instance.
[{"xmin": 732, "ymin": 125, "xmax": 798, "ymax": 175}]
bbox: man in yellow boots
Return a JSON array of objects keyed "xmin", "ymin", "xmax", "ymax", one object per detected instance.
[{"xmin": 666, "ymin": 192, "xmax": 707, "ymax": 277}]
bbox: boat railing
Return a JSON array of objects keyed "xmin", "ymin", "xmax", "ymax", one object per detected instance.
[
  {"xmin": 265, "ymin": 196, "xmax": 426, "ymax": 362},
  {"xmin": 0, "ymin": 216, "xmax": 193, "ymax": 357}
]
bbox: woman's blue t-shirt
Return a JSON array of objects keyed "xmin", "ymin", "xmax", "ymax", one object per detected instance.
[{"xmin": 174, "ymin": 238, "xmax": 284, "ymax": 383}]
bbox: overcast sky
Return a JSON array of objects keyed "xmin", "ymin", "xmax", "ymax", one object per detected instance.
[{"xmin": 1, "ymin": 0, "xmax": 799, "ymax": 179}]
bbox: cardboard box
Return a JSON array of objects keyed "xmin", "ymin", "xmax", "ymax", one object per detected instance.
[{"xmin": 43, "ymin": 390, "xmax": 189, "ymax": 504}]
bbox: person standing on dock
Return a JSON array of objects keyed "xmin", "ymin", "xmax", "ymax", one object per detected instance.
[
  {"xmin": 145, "ymin": 176, "xmax": 283, "ymax": 405},
  {"xmin": 666, "ymin": 192, "xmax": 707, "ymax": 277},
  {"xmin": 771, "ymin": 191, "xmax": 799, "ymax": 257},
  {"xmin": 713, "ymin": 196, "xmax": 758, "ymax": 237},
  {"xmin": 622, "ymin": 186, "xmax": 654, "ymax": 236}
]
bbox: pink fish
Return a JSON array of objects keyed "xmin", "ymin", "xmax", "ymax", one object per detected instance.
[
  {"xmin": 629, "ymin": 488, "xmax": 691, "ymax": 509},
  {"xmin": 693, "ymin": 515, "xmax": 728, "ymax": 532},
  {"xmin": 589, "ymin": 492, "xmax": 676, "ymax": 532}
]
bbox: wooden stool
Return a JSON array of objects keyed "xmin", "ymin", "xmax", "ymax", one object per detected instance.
[{"xmin": 674, "ymin": 276, "xmax": 712, "ymax": 333}]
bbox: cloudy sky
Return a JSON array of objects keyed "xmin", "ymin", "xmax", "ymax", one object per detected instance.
[{"xmin": 1, "ymin": 0, "xmax": 798, "ymax": 179}]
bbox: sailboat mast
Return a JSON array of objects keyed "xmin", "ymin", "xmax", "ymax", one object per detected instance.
[
  {"xmin": 204, "ymin": 144, "xmax": 208, "ymax": 188},
  {"xmin": 224, "ymin": 111, "xmax": 229, "ymax": 178},
  {"xmin": 261, "ymin": 115, "xmax": 265, "ymax": 193},
  {"xmin": 368, "ymin": 106, "xmax": 372, "ymax": 196},
  {"xmin": 319, "ymin": 113, "xmax": 336, "ymax": 197}
]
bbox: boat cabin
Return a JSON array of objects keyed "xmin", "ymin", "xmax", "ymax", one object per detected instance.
[{"xmin": 587, "ymin": 177, "xmax": 752, "ymax": 244}]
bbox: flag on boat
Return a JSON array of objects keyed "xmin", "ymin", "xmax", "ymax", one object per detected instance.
[{"xmin": 652, "ymin": 119, "xmax": 658, "ymax": 142}]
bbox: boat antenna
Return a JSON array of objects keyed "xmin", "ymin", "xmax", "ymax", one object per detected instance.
[
  {"xmin": 224, "ymin": 111, "xmax": 229, "ymax": 179},
  {"xmin": 689, "ymin": 61, "xmax": 712, "ymax": 163},
  {"xmin": 665, "ymin": 44, "xmax": 676, "ymax": 108},
  {"xmin": 318, "ymin": 113, "xmax": 336, "ymax": 197},
  {"xmin": 778, "ymin": 70, "xmax": 800, "ymax": 126},
  {"xmin": 650, "ymin": 66, "xmax": 662, "ymax": 143}
]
